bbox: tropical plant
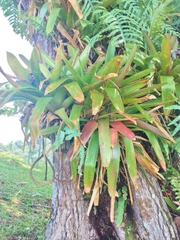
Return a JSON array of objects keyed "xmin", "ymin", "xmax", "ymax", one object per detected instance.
[
  {"xmin": 1, "ymin": 32, "xmax": 179, "ymax": 223},
  {"xmin": 0, "ymin": 0, "xmax": 180, "ymax": 238}
]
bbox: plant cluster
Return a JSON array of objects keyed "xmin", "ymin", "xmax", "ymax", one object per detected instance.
[{"xmin": 0, "ymin": 0, "xmax": 180, "ymax": 225}]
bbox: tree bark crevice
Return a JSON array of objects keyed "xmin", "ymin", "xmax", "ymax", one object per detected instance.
[
  {"xmin": 44, "ymin": 149, "xmax": 100, "ymax": 240},
  {"xmin": 131, "ymin": 167, "xmax": 179, "ymax": 240}
]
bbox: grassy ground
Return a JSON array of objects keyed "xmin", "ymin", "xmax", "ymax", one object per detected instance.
[{"xmin": 0, "ymin": 152, "xmax": 52, "ymax": 240}]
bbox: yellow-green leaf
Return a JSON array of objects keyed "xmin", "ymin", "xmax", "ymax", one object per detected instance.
[
  {"xmin": 124, "ymin": 137, "xmax": 137, "ymax": 190},
  {"xmin": 7, "ymin": 52, "xmax": 29, "ymax": 80},
  {"xmin": 46, "ymin": 8, "xmax": 60, "ymax": 34},
  {"xmin": 90, "ymin": 90, "xmax": 104, "ymax": 115},
  {"xmin": 160, "ymin": 34, "xmax": 172, "ymax": 75},
  {"xmin": 107, "ymin": 141, "xmax": 120, "ymax": 196},
  {"xmin": 29, "ymin": 97, "xmax": 52, "ymax": 148},
  {"xmin": 55, "ymin": 108, "xmax": 74, "ymax": 128},
  {"xmin": 145, "ymin": 131, "xmax": 166, "ymax": 171},
  {"xmin": 64, "ymin": 82, "xmax": 84, "ymax": 103},
  {"xmin": 116, "ymin": 44, "xmax": 137, "ymax": 85},
  {"xmin": 105, "ymin": 87, "xmax": 124, "ymax": 112},
  {"xmin": 84, "ymin": 130, "xmax": 99, "ymax": 193},
  {"xmin": 31, "ymin": 48, "xmax": 41, "ymax": 86},
  {"xmin": 70, "ymin": 156, "xmax": 79, "ymax": 181},
  {"xmin": 45, "ymin": 78, "xmax": 68, "ymax": 95},
  {"xmin": 70, "ymin": 104, "xmax": 83, "ymax": 126},
  {"xmin": 160, "ymin": 75, "xmax": 175, "ymax": 118}
]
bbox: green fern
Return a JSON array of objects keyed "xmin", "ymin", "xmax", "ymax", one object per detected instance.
[
  {"xmin": 1, "ymin": 0, "xmax": 179, "ymax": 49},
  {"xmin": 80, "ymin": 0, "xmax": 180, "ymax": 49},
  {"xmin": 0, "ymin": 0, "xmax": 27, "ymax": 38}
]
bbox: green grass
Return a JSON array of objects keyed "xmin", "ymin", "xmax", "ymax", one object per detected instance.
[{"xmin": 0, "ymin": 152, "xmax": 52, "ymax": 240}]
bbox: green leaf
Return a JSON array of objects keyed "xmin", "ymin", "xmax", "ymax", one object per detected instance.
[
  {"xmin": 107, "ymin": 141, "xmax": 120, "ymax": 196},
  {"xmin": 7, "ymin": 52, "xmax": 29, "ymax": 80},
  {"xmin": 0, "ymin": 90, "xmax": 18, "ymax": 108},
  {"xmin": 60, "ymin": 51, "xmax": 85, "ymax": 86},
  {"xmin": 39, "ymin": 63, "xmax": 51, "ymax": 79},
  {"xmin": 64, "ymin": 126, "xmax": 81, "ymax": 141},
  {"xmin": 98, "ymin": 118, "xmax": 111, "ymax": 167},
  {"xmin": 46, "ymin": 8, "xmax": 60, "ymax": 34},
  {"xmin": 90, "ymin": 90, "xmax": 104, "ymax": 115},
  {"xmin": 160, "ymin": 75, "xmax": 175, "ymax": 118},
  {"xmin": 160, "ymin": 34, "xmax": 172, "ymax": 75},
  {"xmin": 31, "ymin": 48, "xmax": 41, "ymax": 86},
  {"xmin": 70, "ymin": 104, "xmax": 83, "ymax": 126},
  {"xmin": 39, "ymin": 2, "xmax": 51, "ymax": 19},
  {"xmin": 134, "ymin": 102, "xmax": 153, "ymax": 123},
  {"xmin": 145, "ymin": 131, "xmax": 166, "ymax": 171},
  {"xmin": 50, "ymin": 47, "xmax": 63, "ymax": 82},
  {"xmin": 78, "ymin": 145, "xmax": 85, "ymax": 174},
  {"xmin": 74, "ymin": 45, "xmax": 91, "ymax": 73},
  {"xmin": 29, "ymin": 97, "xmax": 52, "ymax": 148},
  {"xmin": 164, "ymin": 197, "xmax": 179, "ymax": 211},
  {"xmin": 115, "ymin": 196, "xmax": 126, "ymax": 227},
  {"xmin": 124, "ymin": 137, "xmax": 137, "ymax": 190},
  {"xmin": 83, "ymin": 56, "xmax": 105, "ymax": 84},
  {"xmin": 49, "ymin": 86, "xmax": 67, "ymax": 110},
  {"xmin": 41, "ymin": 51, "xmax": 55, "ymax": 68},
  {"xmin": 45, "ymin": 78, "xmax": 68, "ymax": 95},
  {"xmin": 143, "ymin": 32, "xmax": 157, "ymax": 55},
  {"xmin": 105, "ymin": 87, "xmax": 124, "ymax": 112},
  {"xmin": 39, "ymin": 125, "xmax": 59, "ymax": 135},
  {"xmin": 55, "ymin": 108, "xmax": 74, "ymax": 128},
  {"xmin": 116, "ymin": 44, "xmax": 137, "ymax": 85},
  {"xmin": 105, "ymin": 40, "xmax": 116, "ymax": 63},
  {"xmin": 70, "ymin": 157, "xmax": 79, "ymax": 181},
  {"xmin": 64, "ymin": 82, "xmax": 84, "ymax": 103},
  {"xmin": 52, "ymin": 130, "xmax": 65, "ymax": 151},
  {"xmin": 121, "ymin": 69, "xmax": 154, "ymax": 86},
  {"xmin": 19, "ymin": 54, "xmax": 31, "ymax": 69},
  {"xmin": 121, "ymin": 79, "xmax": 148, "ymax": 96},
  {"xmin": 84, "ymin": 130, "xmax": 99, "ymax": 193}
]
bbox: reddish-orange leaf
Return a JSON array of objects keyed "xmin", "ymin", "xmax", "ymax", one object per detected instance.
[
  {"xmin": 110, "ymin": 128, "xmax": 118, "ymax": 148},
  {"xmin": 80, "ymin": 120, "xmax": 98, "ymax": 144},
  {"xmin": 110, "ymin": 121, "xmax": 136, "ymax": 140}
]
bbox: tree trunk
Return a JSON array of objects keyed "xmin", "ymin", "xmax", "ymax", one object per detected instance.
[
  {"xmin": 44, "ymin": 147, "xmax": 179, "ymax": 240},
  {"xmin": 44, "ymin": 147, "xmax": 99, "ymax": 240},
  {"xmin": 130, "ymin": 167, "xmax": 179, "ymax": 240},
  {"xmin": 44, "ymin": 146, "xmax": 126, "ymax": 240}
]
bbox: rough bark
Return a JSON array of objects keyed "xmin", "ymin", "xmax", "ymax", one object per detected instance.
[
  {"xmin": 44, "ymin": 148, "xmax": 99, "ymax": 240},
  {"xmin": 131, "ymin": 167, "xmax": 179, "ymax": 240}
]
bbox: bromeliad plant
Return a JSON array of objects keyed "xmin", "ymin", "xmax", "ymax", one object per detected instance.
[{"xmin": 0, "ymin": 34, "xmax": 179, "ymax": 224}]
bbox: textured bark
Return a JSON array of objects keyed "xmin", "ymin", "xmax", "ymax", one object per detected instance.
[
  {"xmin": 44, "ymin": 148, "xmax": 99, "ymax": 240},
  {"xmin": 131, "ymin": 167, "xmax": 179, "ymax": 240}
]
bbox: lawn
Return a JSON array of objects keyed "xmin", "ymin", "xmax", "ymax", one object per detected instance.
[{"xmin": 0, "ymin": 152, "xmax": 52, "ymax": 240}]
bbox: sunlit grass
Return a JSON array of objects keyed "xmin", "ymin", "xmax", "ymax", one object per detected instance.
[{"xmin": 0, "ymin": 152, "xmax": 52, "ymax": 240}]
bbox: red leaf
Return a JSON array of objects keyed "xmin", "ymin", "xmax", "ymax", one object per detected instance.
[
  {"xmin": 110, "ymin": 121, "xmax": 136, "ymax": 140},
  {"xmin": 110, "ymin": 128, "xmax": 118, "ymax": 148},
  {"xmin": 80, "ymin": 120, "xmax": 98, "ymax": 144}
]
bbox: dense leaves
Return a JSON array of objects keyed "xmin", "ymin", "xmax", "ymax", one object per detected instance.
[{"xmin": 0, "ymin": 0, "xmax": 180, "ymax": 224}]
